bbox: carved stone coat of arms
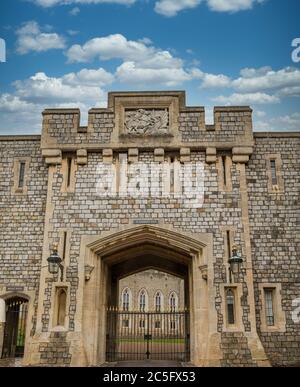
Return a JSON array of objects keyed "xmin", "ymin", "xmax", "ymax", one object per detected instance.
[{"xmin": 124, "ymin": 109, "xmax": 169, "ymax": 136}]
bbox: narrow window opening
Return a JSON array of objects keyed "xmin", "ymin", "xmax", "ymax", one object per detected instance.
[
  {"xmin": 62, "ymin": 231, "xmax": 67, "ymax": 261},
  {"xmin": 265, "ymin": 289, "xmax": 275, "ymax": 326},
  {"xmin": 170, "ymin": 293, "xmax": 176, "ymax": 312},
  {"xmin": 170, "ymin": 157, "xmax": 175, "ymax": 194},
  {"xmin": 122, "ymin": 289, "xmax": 130, "ymax": 311},
  {"xmin": 139, "ymin": 290, "xmax": 146, "ymax": 312},
  {"xmin": 222, "ymin": 156, "xmax": 227, "ymax": 187},
  {"xmin": 226, "ymin": 230, "xmax": 231, "ymax": 260},
  {"xmin": 155, "ymin": 321, "xmax": 161, "ymax": 329},
  {"xmin": 270, "ymin": 159, "xmax": 278, "ymax": 186},
  {"xmin": 226, "ymin": 289, "xmax": 235, "ymax": 325},
  {"xmin": 155, "ymin": 292, "xmax": 161, "ymax": 312},
  {"xmin": 18, "ymin": 162, "xmax": 26, "ymax": 188},
  {"xmin": 56, "ymin": 289, "xmax": 67, "ymax": 327},
  {"xmin": 67, "ymin": 157, "xmax": 72, "ymax": 188}
]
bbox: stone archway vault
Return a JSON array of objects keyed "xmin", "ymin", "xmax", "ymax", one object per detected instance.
[{"xmin": 73, "ymin": 224, "xmax": 222, "ymax": 367}]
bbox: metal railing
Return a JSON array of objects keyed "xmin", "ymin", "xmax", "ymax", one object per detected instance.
[
  {"xmin": 1, "ymin": 298, "xmax": 28, "ymax": 359},
  {"xmin": 106, "ymin": 308, "xmax": 190, "ymax": 362}
]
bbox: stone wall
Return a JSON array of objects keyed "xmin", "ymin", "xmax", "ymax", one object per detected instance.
[
  {"xmin": 248, "ymin": 134, "xmax": 300, "ymax": 367},
  {"xmin": 0, "ymin": 91, "xmax": 299, "ymax": 367},
  {"xmin": 38, "ymin": 150, "xmax": 254, "ymax": 365},
  {"xmin": 118, "ymin": 269, "xmax": 185, "ymax": 311},
  {"xmin": 0, "ymin": 137, "xmax": 47, "ymax": 337}
]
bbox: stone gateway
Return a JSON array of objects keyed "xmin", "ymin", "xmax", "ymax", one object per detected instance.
[{"xmin": 0, "ymin": 91, "xmax": 299, "ymax": 367}]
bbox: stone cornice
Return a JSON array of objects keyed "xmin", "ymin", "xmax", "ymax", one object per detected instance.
[
  {"xmin": 254, "ymin": 132, "xmax": 300, "ymax": 138},
  {"xmin": 0, "ymin": 135, "xmax": 41, "ymax": 141}
]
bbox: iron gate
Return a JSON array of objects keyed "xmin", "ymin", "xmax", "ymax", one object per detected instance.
[
  {"xmin": 106, "ymin": 309, "xmax": 190, "ymax": 362},
  {"xmin": 1, "ymin": 298, "xmax": 28, "ymax": 359}
]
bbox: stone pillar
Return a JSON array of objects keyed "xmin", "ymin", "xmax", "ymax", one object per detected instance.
[{"xmin": 0, "ymin": 298, "xmax": 6, "ymax": 357}]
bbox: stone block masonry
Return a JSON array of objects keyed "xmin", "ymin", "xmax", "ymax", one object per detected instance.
[{"xmin": 0, "ymin": 91, "xmax": 299, "ymax": 367}]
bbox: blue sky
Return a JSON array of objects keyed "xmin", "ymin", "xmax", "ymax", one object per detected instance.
[{"xmin": 0, "ymin": 0, "xmax": 299, "ymax": 134}]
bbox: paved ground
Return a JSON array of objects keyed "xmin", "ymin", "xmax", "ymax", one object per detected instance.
[
  {"xmin": 0, "ymin": 358, "xmax": 23, "ymax": 367},
  {"xmin": 0, "ymin": 358, "xmax": 193, "ymax": 367},
  {"xmin": 113, "ymin": 361, "xmax": 182, "ymax": 367}
]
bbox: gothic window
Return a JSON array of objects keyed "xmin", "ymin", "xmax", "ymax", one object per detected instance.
[
  {"xmin": 155, "ymin": 292, "xmax": 162, "ymax": 312},
  {"xmin": 139, "ymin": 290, "xmax": 146, "ymax": 312},
  {"xmin": 226, "ymin": 289, "xmax": 235, "ymax": 325},
  {"xmin": 122, "ymin": 288, "xmax": 130, "ymax": 311},
  {"xmin": 54, "ymin": 288, "xmax": 67, "ymax": 327},
  {"xmin": 169, "ymin": 292, "xmax": 177, "ymax": 312}
]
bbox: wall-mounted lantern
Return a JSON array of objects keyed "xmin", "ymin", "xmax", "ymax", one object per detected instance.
[
  {"xmin": 47, "ymin": 245, "xmax": 64, "ymax": 282},
  {"xmin": 228, "ymin": 245, "xmax": 243, "ymax": 283}
]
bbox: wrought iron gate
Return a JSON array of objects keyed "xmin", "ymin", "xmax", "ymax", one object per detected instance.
[
  {"xmin": 1, "ymin": 298, "xmax": 28, "ymax": 359},
  {"xmin": 106, "ymin": 309, "xmax": 190, "ymax": 362}
]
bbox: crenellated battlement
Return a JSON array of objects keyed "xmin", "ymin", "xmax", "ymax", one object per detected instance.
[{"xmin": 41, "ymin": 91, "xmax": 254, "ymax": 165}]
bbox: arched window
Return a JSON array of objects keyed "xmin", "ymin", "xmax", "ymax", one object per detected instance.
[
  {"xmin": 56, "ymin": 289, "xmax": 67, "ymax": 326},
  {"xmin": 155, "ymin": 292, "xmax": 162, "ymax": 312},
  {"xmin": 226, "ymin": 289, "xmax": 235, "ymax": 325},
  {"xmin": 139, "ymin": 290, "xmax": 146, "ymax": 312},
  {"xmin": 122, "ymin": 288, "xmax": 130, "ymax": 311},
  {"xmin": 169, "ymin": 292, "xmax": 177, "ymax": 312}
]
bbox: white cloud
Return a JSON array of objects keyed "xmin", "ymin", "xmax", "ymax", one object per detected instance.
[
  {"xmin": 212, "ymin": 92, "xmax": 279, "ymax": 105},
  {"xmin": 254, "ymin": 113, "xmax": 300, "ymax": 132},
  {"xmin": 67, "ymin": 30, "xmax": 80, "ymax": 36},
  {"xmin": 12, "ymin": 70, "xmax": 112, "ymax": 104},
  {"xmin": 207, "ymin": 0, "xmax": 264, "ymax": 12},
  {"xmin": 232, "ymin": 67, "xmax": 300, "ymax": 95},
  {"xmin": 154, "ymin": 0, "xmax": 264, "ymax": 16},
  {"xmin": 191, "ymin": 68, "xmax": 231, "ymax": 88},
  {"xmin": 0, "ymin": 68, "xmax": 112, "ymax": 133},
  {"xmin": 69, "ymin": 6, "xmax": 80, "ymax": 15},
  {"xmin": 62, "ymin": 67, "xmax": 114, "ymax": 86},
  {"xmin": 255, "ymin": 110, "xmax": 266, "ymax": 118},
  {"xmin": 116, "ymin": 61, "xmax": 192, "ymax": 86},
  {"xmin": 66, "ymin": 33, "xmax": 183, "ymax": 69},
  {"xmin": 192, "ymin": 65, "xmax": 300, "ymax": 105},
  {"xmin": 155, "ymin": 0, "xmax": 202, "ymax": 17},
  {"xmin": 31, "ymin": 0, "xmax": 136, "ymax": 7},
  {"xmin": 66, "ymin": 34, "xmax": 198, "ymax": 85},
  {"xmin": 272, "ymin": 113, "xmax": 300, "ymax": 130},
  {"xmin": 0, "ymin": 94, "xmax": 36, "ymax": 112},
  {"xmin": 16, "ymin": 21, "xmax": 65, "ymax": 54}
]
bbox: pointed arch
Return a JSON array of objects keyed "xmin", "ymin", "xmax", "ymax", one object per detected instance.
[
  {"xmin": 169, "ymin": 291, "xmax": 178, "ymax": 312},
  {"xmin": 121, "ymin": 288, "xmax": 131, "ymax": 311},
  {"xmin": 138, "ymin": 289, "xmax": 148, "ymax": 312},
  {"xmin": 154, "ymin": 290, "xmax": 164, "ymax": 312}
]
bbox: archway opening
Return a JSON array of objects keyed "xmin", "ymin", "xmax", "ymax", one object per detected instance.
[
  {"xmin": 82, "ymin": 225, "xmax": 213, "ymax": 366},
  {"xmin": 1, "ymin": 297, "xmax": 28, "ymax": 359},
  {"xmin": 103, "ymin": 246, "xmax": 191, "ymax": 363}
]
